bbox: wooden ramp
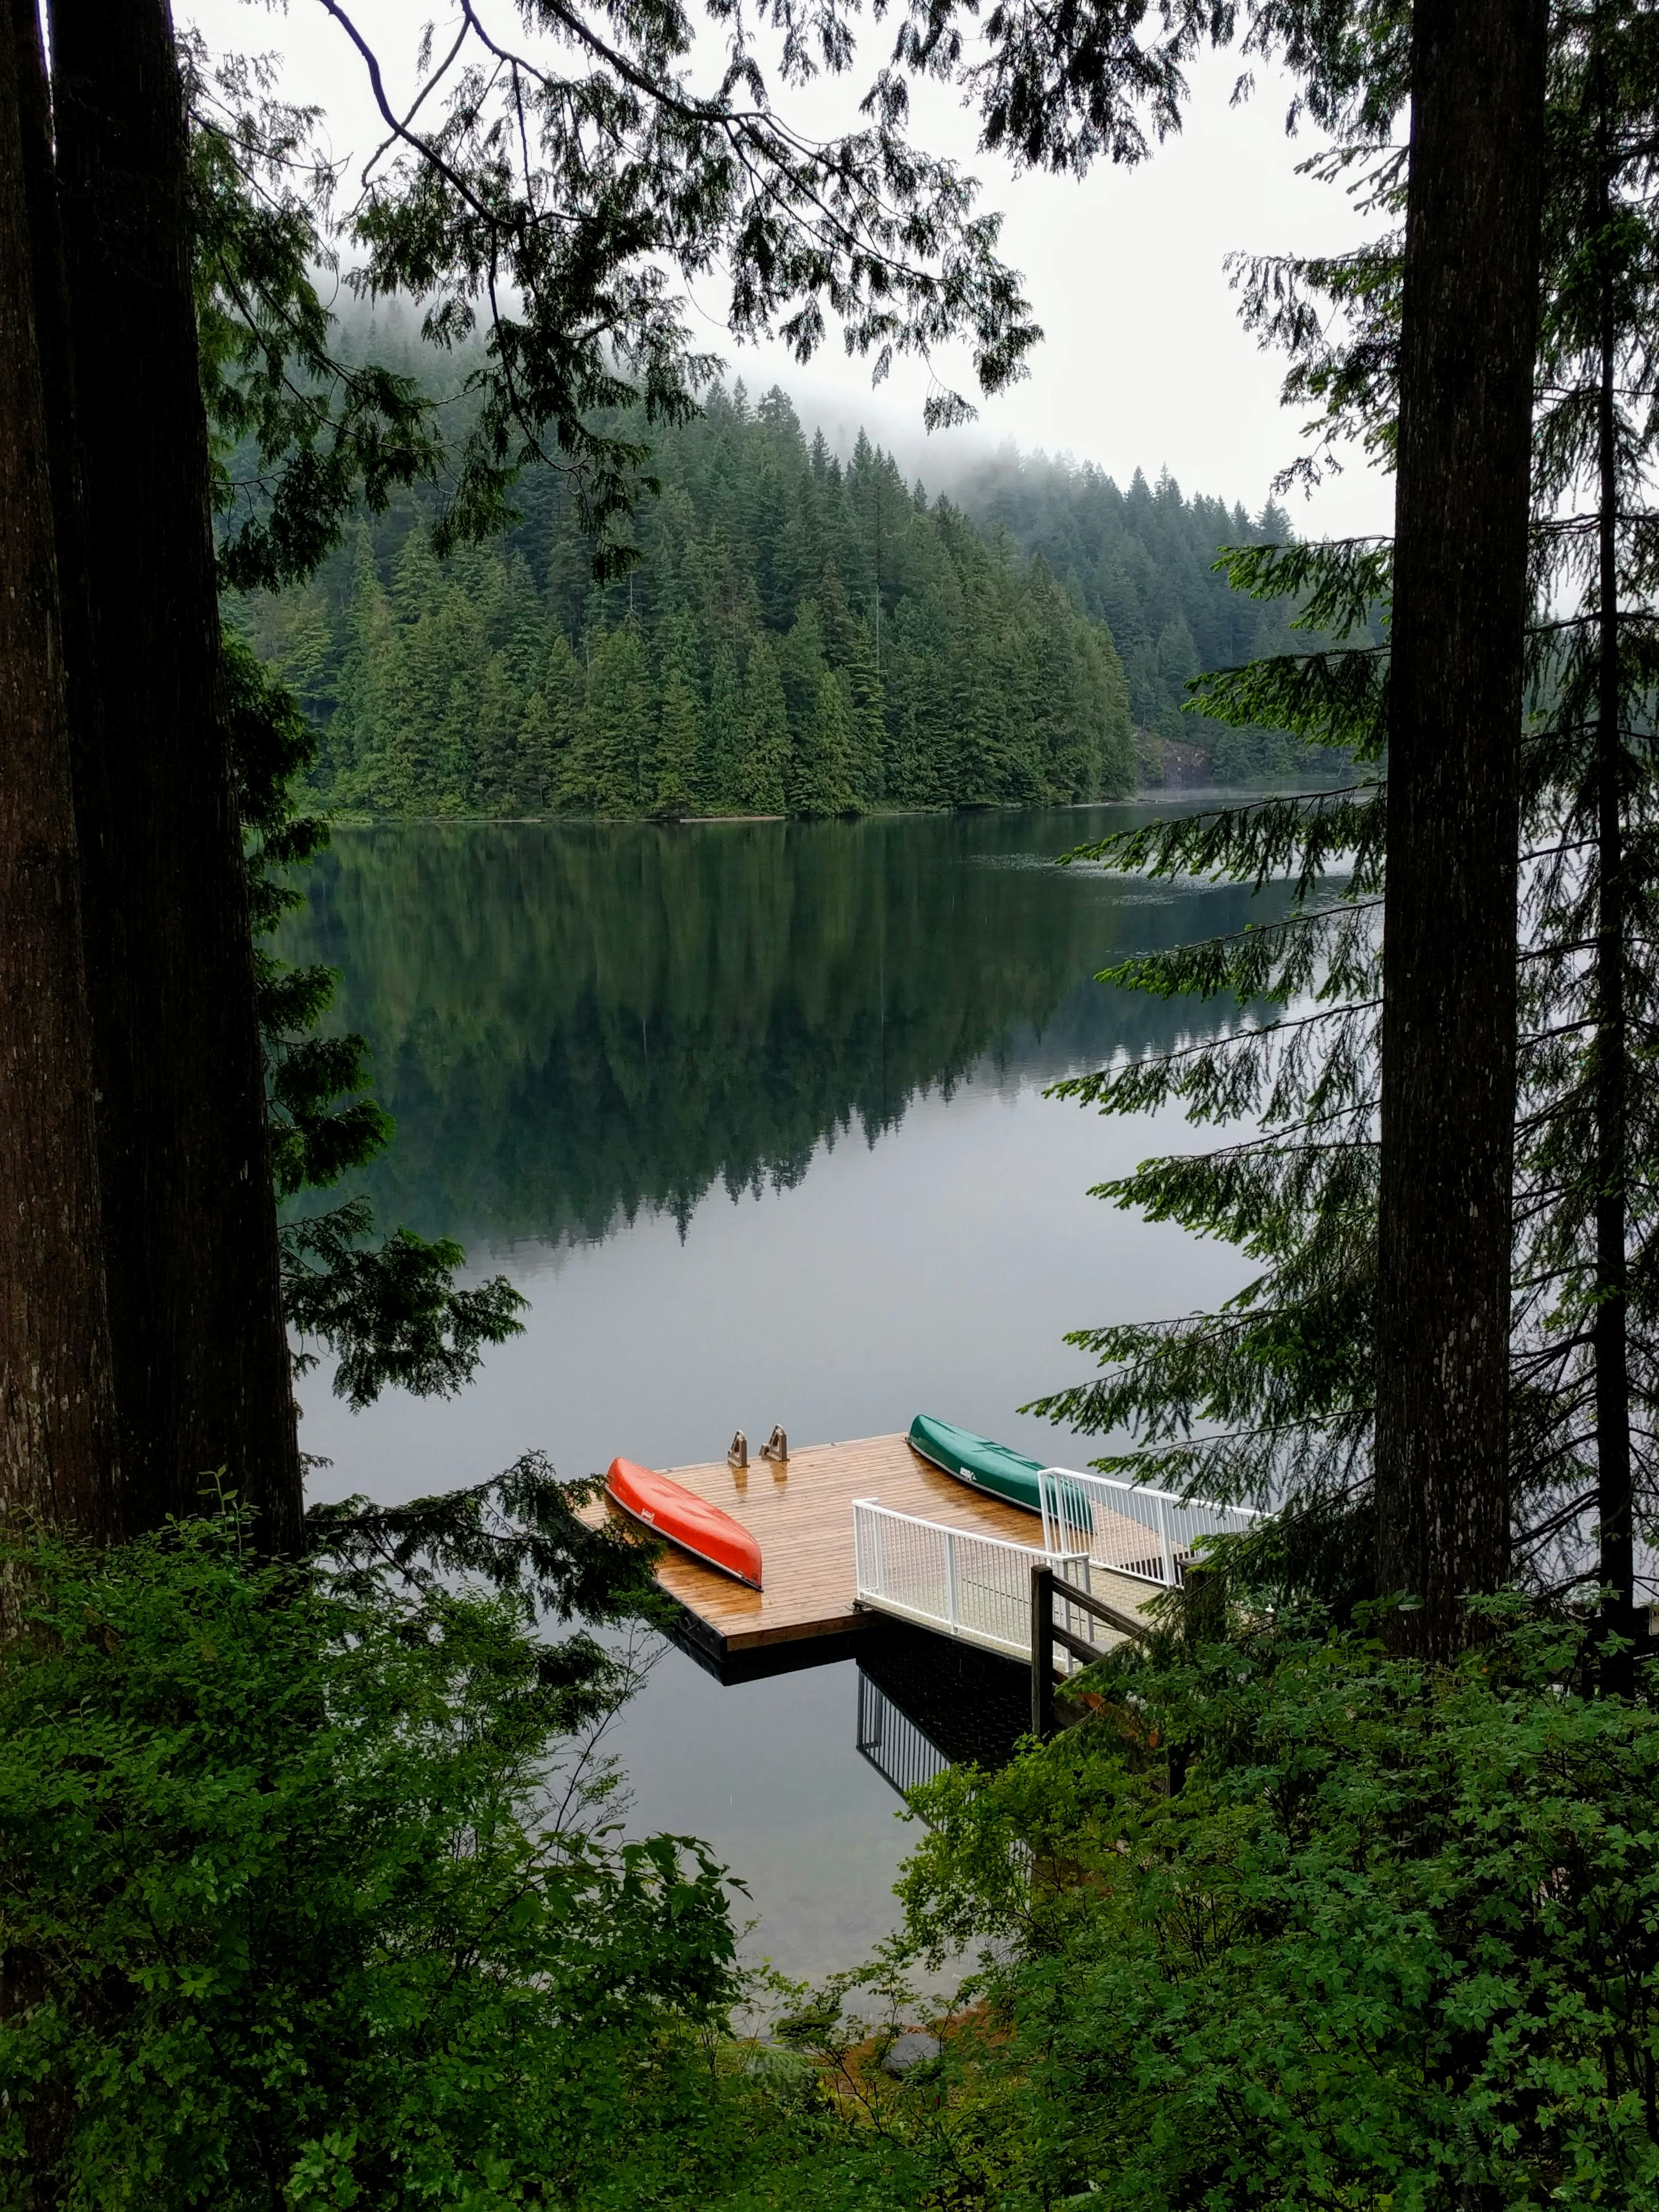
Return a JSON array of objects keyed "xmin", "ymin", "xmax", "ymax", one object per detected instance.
[{"xmin": 584, "ymin": 1431, "xmax": 1159, "ymax": 1676}]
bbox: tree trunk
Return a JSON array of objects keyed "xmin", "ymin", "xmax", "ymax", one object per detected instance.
[
  {"xmin": 1592, "ymin": 74, "xmax": 1636, "ymax": 1693},
  {"xmin": 47, "ymin": 0, "xmax": 301, "ymax": 1549},
  {"xmin": 1374, "ymin": 0, "xmax": 1548, "ymax": 1656},
  {"xmin": 11, "ymin": 0, "xmax": 110, "ymax": 1017},
  {"xmin": 0, "ymin": 1, "xmax": 120, "ymax": 1539}
]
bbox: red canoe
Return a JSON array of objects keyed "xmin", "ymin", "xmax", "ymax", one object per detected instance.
[{"xmin": 605, "ymin": 1458, "xmax": 764, "ymax": 1590}]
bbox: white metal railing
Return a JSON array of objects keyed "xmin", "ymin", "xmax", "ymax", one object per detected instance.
[
  {"xmin": 853, "ymin": 1497, "xmax": 1088, "ymax": 1659},
  {"xmin": 1033, "ymin": 1467, "xmax": 1257, "ymax": 1589}
]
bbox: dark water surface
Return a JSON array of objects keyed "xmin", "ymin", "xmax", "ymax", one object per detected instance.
[{"xmin": 283, "ymin": 803, "xmax": 1271, "ymax": 1981}]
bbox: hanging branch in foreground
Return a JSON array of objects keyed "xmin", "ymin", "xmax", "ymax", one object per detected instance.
[
  {"xmin": 224, "ymin": 625, "xmax": 526, "ymax": 1415},
  {"xmin": 196, "ymin": 0, "xmax": 1040, "ymax": 589},
  {"xmin": 307, "ymin": 1449, "xmax": 667, "ymax": 1629}
]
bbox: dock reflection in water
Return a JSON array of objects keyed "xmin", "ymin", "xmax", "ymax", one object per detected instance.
[{"xmin": 854, "ymin": 1619, "xmax": 1032, "ymax": 1805}]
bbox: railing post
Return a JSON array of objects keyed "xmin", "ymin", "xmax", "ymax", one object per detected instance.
[
  {"xmin": 945, "ymin": 1528, "xmax": 960, "ymax": 1634},
  {"xmin": 1155, "ymin": 1492, "xmax": 1174, "ymax": 1587},
  {"xmin": 856, "ymin": 1502, "xmax": 890, "ymax": 1602},
  {"xmin": 1030, "ymin": 1562, "xmax": 1055, "ymax": 1738}
]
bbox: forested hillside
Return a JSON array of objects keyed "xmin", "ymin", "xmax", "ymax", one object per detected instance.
[
  {"xmin": 240, "ymin": 384, "xmax": 1137, "ymax": 819},
  {"xmin": 954, "ymin": 450, "xmax": 1327, "ymax": 778}
]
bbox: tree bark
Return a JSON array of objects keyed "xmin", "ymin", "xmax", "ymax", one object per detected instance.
[
  {"xmin": 12, "ymin": 0, "xmax": 103, "ymax": 847},
  {"xmin": 47, "ymin": 0, "xmax": 301, "ymax": 1549},
  {"xmin": 1592, "ymin": 68, "xmax": 1636, "ymax": 1693},
  {"xmin": 0, "ymin": 2, "xmax": 120, "ymax": 1539},
  {"xmin": 1374, "ymin": 0, "xmax": 1548, "ymax": 1656}
]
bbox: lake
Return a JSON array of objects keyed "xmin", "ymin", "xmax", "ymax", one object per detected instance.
[{"xmin": 283, "ymin": 802, "xmax": 1272, "ymax": 1985}]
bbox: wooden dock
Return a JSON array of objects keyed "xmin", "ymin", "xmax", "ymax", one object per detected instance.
[{"xmin": 585, "ymin": 1431, "xmax": 1160, "ymax": 1678}]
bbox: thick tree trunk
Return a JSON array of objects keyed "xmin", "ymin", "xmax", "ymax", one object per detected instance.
[
  {"xmin": 47, "ymin": 0, "xmax": 301, "ymax": 1549},
  {"xmin": 1374, "ymin": 0, "xmax": 1548, "ymax": 1656},
  {"xmin": 12, "ymin": 0, "xmax": 103, "ymax": 850},
  {"xmin": 0, "ymin": 5, "xmax": 120, "ymax": 1538},
  {"xmin": 1593, "ymin": 106, "xmax": 1636, "ymax": 1693}
]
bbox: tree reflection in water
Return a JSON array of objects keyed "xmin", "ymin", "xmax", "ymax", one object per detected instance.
[{"xmin": 281, "ymin": 807, "xmax": 1287, "ymax": 1251}]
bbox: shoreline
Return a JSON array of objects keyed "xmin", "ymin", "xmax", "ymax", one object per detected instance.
[{"xmin": 315, "ymin": 783, "xmax": 1346, "ymax": 830}]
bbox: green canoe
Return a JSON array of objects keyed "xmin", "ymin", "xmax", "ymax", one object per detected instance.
[{"xmin": 907, "ymin": 1414, "xmax": 1094, "ymax": 1538}]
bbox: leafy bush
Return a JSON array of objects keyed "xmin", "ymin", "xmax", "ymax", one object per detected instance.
[
  {"xmin": 0, "ymin": 1513, "xmax": 749, "ymax": 2209},
  {"xmin": 895, "ymin": 1611, "xmax": 1659, "ymax": 2210}
]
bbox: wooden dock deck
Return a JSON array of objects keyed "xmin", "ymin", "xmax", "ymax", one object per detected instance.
[{"xmin": 585, "ymin": 1431, "xmax": 1159, "ymax": 1677}]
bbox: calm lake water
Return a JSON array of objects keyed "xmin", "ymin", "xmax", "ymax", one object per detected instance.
[{"xmin": 284, "ymin": 802, "xmax": 1275, "ymax": 1984}]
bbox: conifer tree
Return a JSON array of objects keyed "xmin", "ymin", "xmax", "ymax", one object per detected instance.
[
  {"xmin": 256, "ymin": 378, "xmax": 1147, "ymax": 820},
  {"xmin": 330, "ymin": 524, "xmax": 405, "ymax": 799},
  {"xmin": 778, "ymin": 599, "xmax": 830, "ymax": 779},
  {"xmin": 45, "ymin": 0, "xmax": 301, "ymax": 1543},
  {"xmin": 1029, "ymin": 0, "xmax": 1659, "ymax": 1659},
  {"xmin": 1515, "ymin": 0, "xmax": 1659, "ymax": 1675},
  {"xmin": 737, "ymin": 639, "xmax": 791, "ymax": 814},
  {"xmin": 0, "ymin": 15, "xmax": 119, "ymax": 1537},
  {"xmin": 793, "ymin": 673, "xmax": 859, "ymax": 818},
  {"xmin": 473, "ymin": 654, "xmax": 524, "ymax": 815},
  {"xmin": 561, "ymin": 627, "xmax": 653, "ymax": 815},
  {"xmin": 952, "ymin": 624, "xmax": 1012, "ymax": 804},
  {"xmin": 704, "ymin": 644, "xmax": 746, "ymax": 808},
  {"xmin": 652, "ymin": 664, "xmax": 704, "ymax": 818},
  {"xmin": 816, "ymin": 566, "xmax": 885, "ymax": 801}
]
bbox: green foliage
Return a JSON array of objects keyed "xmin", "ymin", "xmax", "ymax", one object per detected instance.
[
  {"xmin": 1030, "ymin": 3, "xmax": 1659, "ymax": 1620},
  {"xmin": 281, "ymin": 1200, "xmax": 526, "ymax": 1409},
  {"xmin": 794, "ymin": 673, "xmax": 860, "ymax": 818},
  {"xmin": 220, "ymin": 628, "xmax": 525, "ymax": 1408},
  {"xmin": 244, "ymin": 382, "xmax": 1137, "ymax": 817},
  {"xmin": 0, "ymin": 1511, "xmax": 744, "ymax": 2210},
  {"xmin": 302, "ymin": 1450, "xmax": 662, "ymax": 1622},
  {"xmin": 1022, "ymin": 541, "xmax": 1383, "ymax": 1537},
  {"xmin": 654, "ymin": 660, "xmax": 705, "ymax": 818},
  {"xmin": 1507, "ymin": 1, "xmax": 1659, "ymax": 1613},
  {"xmin": 737, "ymin": 639, "xmax": 791, "ymax": 812},
  {"xmin": 187, "ymin": 47, "xmax": 444, "ymax": 593},
  {"xmin": 0, "ymin": 1509, "xmax": 970, "ymax": 2212},
  {"xmin": 221, "ymin": 627, "xmax": 392, "ymax": 1197},
  {"xmin": 894, "ymin": 1615, "xmax": 1659, "ymax": 2210}
]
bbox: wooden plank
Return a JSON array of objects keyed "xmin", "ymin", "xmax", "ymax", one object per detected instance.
[{"xmin": 581, "ymin": 1431, "xmax": 1161, "ymax": 1660}]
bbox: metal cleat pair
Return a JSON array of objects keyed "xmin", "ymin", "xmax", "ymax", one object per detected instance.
[{"xmin": 727, "ymin": 1425, "xmax": 787, "ymax": 1470}]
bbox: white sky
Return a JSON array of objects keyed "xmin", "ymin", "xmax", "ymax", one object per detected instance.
[{"xmin": 186, "ymin": 0, "xmax": 1395, "ymax": 536}]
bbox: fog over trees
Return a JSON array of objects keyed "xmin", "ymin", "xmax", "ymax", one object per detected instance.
[{"xmin": 240, "ymin": 369, "xmax": 1352, "ymax": 820}]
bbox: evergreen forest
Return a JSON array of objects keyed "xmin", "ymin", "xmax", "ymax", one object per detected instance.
[
  {"xmin": 237, "ymin": 375, "xmax": 1328, "ymax": 821},
  {"xmin": 956, "ymin": 448, "xmax": 1336, "ymax": 775}
]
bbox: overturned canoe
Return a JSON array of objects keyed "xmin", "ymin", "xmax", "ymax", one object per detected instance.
[
  {"xmin": 907, "ymin": 1413, "xmax": 1094, "ymax": 1537},
  {"xmin": 605, "ymin": 1458, "xmax": 764, "ymax": 1589}
]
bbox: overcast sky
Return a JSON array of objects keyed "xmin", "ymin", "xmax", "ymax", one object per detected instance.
[{"xmin": 186, "ymin": 0, "xmax": 1395, "ymax": 536}]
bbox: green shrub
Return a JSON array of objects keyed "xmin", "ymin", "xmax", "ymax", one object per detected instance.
[
  {"xmin": 0, "ymin": 1513, "xmax": 747, "ymax": 2209},
  {"xmin": 897, "ymin": 1610, "xmax": 1659, "ymax": 2210}
]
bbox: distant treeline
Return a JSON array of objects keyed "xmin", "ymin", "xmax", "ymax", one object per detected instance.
[
  {"xmin": 241, "ymin": 385, "xmax": 1141, "ymax": 819},
  {"xmin": 955, "ymin": 452, "xmax": 1340, "ymax": 779}
]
